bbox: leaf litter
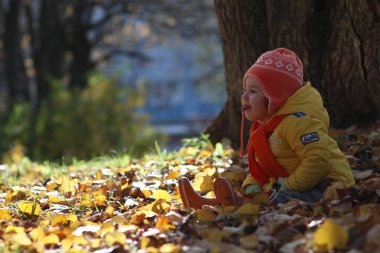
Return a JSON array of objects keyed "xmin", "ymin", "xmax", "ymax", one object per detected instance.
[{"xmin": 1, "ymin": 127, "xmax": 380, "ymax": 252}]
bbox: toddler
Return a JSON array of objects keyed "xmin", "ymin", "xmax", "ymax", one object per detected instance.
[{"xmin": 179, "ymin": 48, "xmax": 355, "ymax": 208}]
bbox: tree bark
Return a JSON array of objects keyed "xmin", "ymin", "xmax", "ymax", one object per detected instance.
[
  {"xmin": 3, "ymin": 0, "xmax": 28, "ymax": 104},
  {"xmin": 346, "ymin": 0, "xmax": 380, "ymax": 119},
  {"xmin": 207, "ymin": 0, "xmax": 378, "ymax": 148}
]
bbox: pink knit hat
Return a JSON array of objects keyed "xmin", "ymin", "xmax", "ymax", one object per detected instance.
[{"xmin": 243, "ymin": 48, "xmax": 304, "ymax": 115}]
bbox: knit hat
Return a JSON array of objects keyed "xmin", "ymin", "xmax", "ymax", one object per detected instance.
[
  {"xmin": 240, "ymin": 48, "xmax": 303, "ymax": 157},
  {"xmin": 243, "ymin": 48, "xmax": 303, "ymax": 115}
]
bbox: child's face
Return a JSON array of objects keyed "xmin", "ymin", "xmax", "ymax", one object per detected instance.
[{"xmin": 241, "ymin": 77, "xmax": 268, "ymax": 122}]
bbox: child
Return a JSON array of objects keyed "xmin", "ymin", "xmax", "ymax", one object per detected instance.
[{"xmin": 178, "ymin": 48, "xmax": 355, "ymax": 208}]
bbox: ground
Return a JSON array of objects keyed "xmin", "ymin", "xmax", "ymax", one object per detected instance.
[{"xmin": 0, "ymin": 127, "xmax": 380, "ymax": 252}]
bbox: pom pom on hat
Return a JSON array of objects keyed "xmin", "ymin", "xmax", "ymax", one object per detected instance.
[{"xmin": 243, "ymin": 48, "xmax": 303, "ymax": 115}]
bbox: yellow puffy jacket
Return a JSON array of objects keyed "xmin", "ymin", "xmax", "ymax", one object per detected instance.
[{"xmin": 242, "ymin": 82, "xmax": 355, "ymax": 192}]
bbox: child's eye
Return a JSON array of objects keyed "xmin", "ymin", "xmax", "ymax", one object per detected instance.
[{"xmin": 242, "ymin": 89, "xmax": 256, "ymax": 94}]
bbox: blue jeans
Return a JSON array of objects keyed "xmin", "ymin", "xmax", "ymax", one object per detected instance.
[{"xmin": 272, "ymin": 181, "xmax": 329, "ymax": 204}]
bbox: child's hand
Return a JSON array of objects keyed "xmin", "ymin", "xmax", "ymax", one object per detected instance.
[
  {"xmin": 245, "ymin": 184, "xmax": 260, "ymax": 194},
  {"xmin": 277, "ymin": 177, "xmax": 288, "ymax": 191}
]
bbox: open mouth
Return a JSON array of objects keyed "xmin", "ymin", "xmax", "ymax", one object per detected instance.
[{"xmin": 241, "ymin": 105, "xmax": 251, "ymax": 112}]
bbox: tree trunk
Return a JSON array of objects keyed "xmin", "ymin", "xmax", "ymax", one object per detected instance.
[
  {"xmin": 346, "ymin": 0, "xmax": 380, "ymax": 119},
  {"xmin": 3, "ymin": 0, "xmax": 28, "ymax": 104},
  {"xmin": 207, "ymin": 0, "xmax": 378, "ymax": 148},
  {"xmin": 67, "ymin": 1, "xmax": 93, "ymax": 89}
]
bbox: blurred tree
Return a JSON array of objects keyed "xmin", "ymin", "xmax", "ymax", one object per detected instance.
[
  {"xmin": 0, "ymin": 0, "xmax": 218, "ymax": 107},
  {"xmin": 1, "ymin": 0, "xmax": 29, "ymax": 105},
  {"xmin": 207, "ymin": 0, "xmax": 380, "ymax": 148},
  {"xmin": 0, "ymin": 0, "xmax": 220, "ymax": 159}
]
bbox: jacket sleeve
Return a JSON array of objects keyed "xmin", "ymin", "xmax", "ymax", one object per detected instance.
[
  {"xmin": 279, "ymin": 115, "xmax": 332, "ymax": 191},
  {"xmin": 241, "ymin": 175, "xmax": 260, "ymax": 192}
]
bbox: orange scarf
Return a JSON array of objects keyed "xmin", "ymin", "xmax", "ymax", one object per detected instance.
[{"xmin": 241, "ymin": 114, "xmax": 289, "ymax": 184}]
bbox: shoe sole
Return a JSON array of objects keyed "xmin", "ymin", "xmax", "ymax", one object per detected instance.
[
  {"xmin": 178, "ymin": 177, "xmax": 191, "ymax": 208},
  {"xmin": 214, "ymin": 177, "xmax": 237, "ymax": 206}
]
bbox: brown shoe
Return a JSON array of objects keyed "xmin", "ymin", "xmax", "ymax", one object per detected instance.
[
  {"xmin": 213, "ymin": 177, "xmax": 238, "ymax": 207},
  {"xmin": 178, "ymin": 177, "xmax": 218, "ymax": 209}
]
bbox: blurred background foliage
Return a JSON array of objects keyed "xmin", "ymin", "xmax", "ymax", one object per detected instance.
[
  {"xmin": 0, "ymin": 72, "xmax": 164, "ymax": 162},
  {"xmin": 0, "ymin": 0, "xmax": 222, "ymax": 163}
]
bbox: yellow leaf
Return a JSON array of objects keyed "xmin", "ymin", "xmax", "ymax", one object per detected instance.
[
  {"xmin": 155, "ymin": 215, "xmax": 175, "ymax": 232},
  {"xmin": 152, "ymin": 189, "xmax": 171, "ymax": 202},
  {"xmin": 314, "ymin": 219, "xmax": 348, "ymax": 251},
  {"xmin": 41, "ymin": 234, "xmax": 60, "ymax": 245},
  {"xmin": 80, "ymin": 193, "xmax": 92, "ymax": 207},
  {"xmin": 52, "ymin": 214, "xmax": 68, "ymax": 226},
  {"xmin": 105, "ymin": 205, "xmax": 115, "ymax": 215},
  {"xmin": 140, "ymin": 210, "xmax": 159, "ymax": 218},
  {"xmin": 146, "ymin": 200, "xmax": 171, "ymax": 214},
  {"xmin": 110, "ymin": 215, "xmax": 127, "ymax": 224},
  {"xmin": 57, "ymin": 174, "xmax": 77, "ymax": 193},
  {"xmin": 167, "ymin": 171, "xmax": 181, "ymax": 179},
  {"xmin": 11, "ymin": 232, "xmax": 32, "ymax": 246},
  {"xmin": 105, "ymin": 232, "xmax": 126, "ymax": 246},
  {"xmin": 198, "ymin": 149, "xmax": 213, "ymax": 158},
  {"xmin": 5, "ymin": 225, "xmax": 24, "ymax": 234},
  {"xmin": 94, "ymin": 192, "xmax": 107, "ymax": 201},
  {"xmin": 235, "ymin": 202, "xmax": 260, "ymax": 216},
  {"xmin": 30, "ymin": 227, "xmax": 45, "ymax": 241},
  {"xmin": 160, "ymin": 243, "xmax": 180, "ymax": 253},
  {"xmin": 93, "ymin": 199, "xmax": 107, "ymax": 207},
  {"xmin": 18, "ymin": 200, "xmax": 41, "ymax": 216},
  {"xmin": 91, "ymin": 238, "xmax": 102, "ymax": 248},
  {"xmin": 140, "ymin": 237, "xmax": 161, "ymax": 250},
  {"xmin": 68, "ymin": 213, "xmax": 78, "ymax": 223},
  {"xmin": 61, "ymin": 238, "xmax": 73, "ymax": 250},
  {"xmin": 37, "ymin": 218, "xmax": 50, "ymax": 228},
  {"xmin": 0, "ymin": 209, "xmax": 11, "ymax": 220},
  {"xmin": 252, "ymin": 192, "xmax": 271, "ymax": 204},
  {"xmin": 239, "ymin": 234, "xmax": 259, "ymax": 248},
  {"xmin": 323, "ymin": 186, "xmax": 339, "ymax": 200},
  {"xmin": 142, "ymin": 189, "xmax": 152, "ymax": 198},
  {"xmin": 198, "ymin": 228, "xmax": 231, "ymax": 243},
  {"xmin": 101, "ymin": 222, "xmax": 115, "ymax": 234},
  {"xmin": 48, "ymin": 195, "xmax": 63, "ymax": 204},
  {"xmin": 193, "ymin": 174, "xmax": 214, "ymax": 192},
  {"xmin": 5, "ymin": 191, "xmax": 26, "ymax": 201},
  {"xmin": 118, "ymin": 224, "xmax": 138, "ymax": 233},
  {"xmin": 121, "ymin": 183, "xmax": 130, "ymax": 190}
]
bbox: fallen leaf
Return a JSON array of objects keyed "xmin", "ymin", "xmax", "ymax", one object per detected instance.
[
  {"xmin": 41, "ymin": 234, "xmax": 60, "ymax": 245},
  {"xmin": 52, "ymin": 214, "xmax": 68, "ymax": 226},
  {"xmin": 367, "ymin": 224, "xmax": 380, "ymax": 248},
  {"xmin": 252, "ymin": 192, "xmax": 271, "ymax": 204},
  {"xmin": 198, "ymin": 228, "xmax": 231, "ymax": 243},
  {"xmin": 5, "ymin": 191, "xmax": 26, "ymax": 201},
  {"xmin": 10, "ymin": 232, "xmax": 32, "ymax": 246},
  {"xmin": 160, "ymin": 243, "xmax": 180, "ymax": 253},
  {"xmin": 57, "ymin": 174, "xmax": 77, "ymax": 193},
  {"xmin": 314, "ymin": 219, "xmax": 348, "ymax": 251},
  {"xmin": 196, "ymin": 206, "xmax": 218, "ymax": 221},
  {"xmin": 235, "ymin": 202, "xmax": 260, "ymax": 216},
  {"xmin": 18, "ymin": 200, "xmax": 41, "ymax": 216},
  {"xmin": 30, "ymin": 227, "xmax": 45, "ymax": 242},
  {"xmin": 152, "ymin": 189, "xmax": 171, "ymax": 202},
  {"xmin": 239, "ymin": 234, "xmax": 259, "ymax": 248},
  {"xmin": 0, "ymin": 209, "xmax": 11, "ymax": 220},
  {"xmin": 353, "ymin": 170, "xmax": 373, "ymax": 180},
  {"xmin": 105, "ymin": 232, "xmax": 126, "ymax": 246}
]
